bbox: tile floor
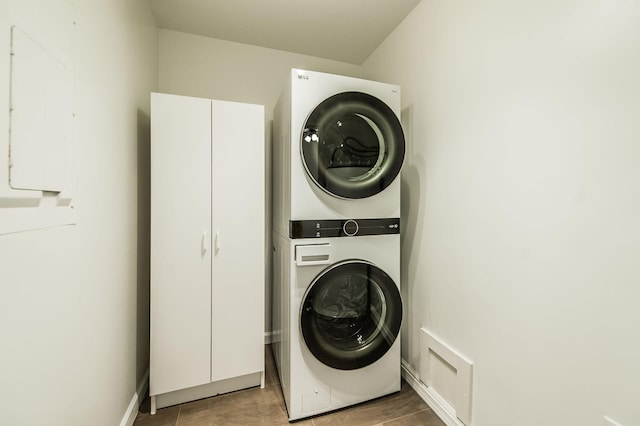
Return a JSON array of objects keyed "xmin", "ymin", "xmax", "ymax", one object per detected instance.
[{"xmin": 134, "ymin": 346, "xmax": 445, "ymax": 426}]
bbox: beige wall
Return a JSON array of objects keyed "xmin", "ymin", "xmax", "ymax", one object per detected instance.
[
  {"xmin": 158, "ymin": 29, "xmax": 362, "ymax": 334},
  {"xmin": 364, "ymin": 0, "xmax": 640, "ymax": 425},
  {"xmin": 159, "ymin": 29, "xmax": 362, "ymax": 123},
  {"xmin": 0, "ymin": 0, "xmax": 157, "ymax": 424}
]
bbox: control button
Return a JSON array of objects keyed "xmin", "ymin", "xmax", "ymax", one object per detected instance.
[{"xmin": 343, "ymin": 219, "xmax": 359, "ymax": 236}]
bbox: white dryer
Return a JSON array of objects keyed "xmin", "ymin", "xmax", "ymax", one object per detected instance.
[
  {"xmin": 271, "ymin": 231, "xmax": 402, "ymax": 421},
  {"xmin": 273, "ymin": 69, "xmax": 405, "ymax": 239}
]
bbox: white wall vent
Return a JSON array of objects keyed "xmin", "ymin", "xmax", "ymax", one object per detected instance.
[{"xmin": 419, "ymin": 327, "xmax": 474, "ymax": 425}]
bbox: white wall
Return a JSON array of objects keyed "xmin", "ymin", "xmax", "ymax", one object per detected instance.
[
  {"xmin": 0, "ymin": 1, "xmax": 157, "ymax": 424},
  {"xmin": 363, "ymin": 0, "xmax": 640, "ymax": 425},
  {"xmin": 158, "ymin": 29, "xmax": 362, "ymax": 334},
  {"xmin": 159, "ymin": 29, "xmax": 362, "ymax": 122}
]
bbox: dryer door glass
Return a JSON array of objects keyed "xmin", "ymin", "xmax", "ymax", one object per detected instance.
[
  {"xmin": 300, "ymin": 260, "xmax": 402, "ymax": 370},
  {"xmin": 301, "ymin": 92, "xmax": 405, "ymax": 199}
]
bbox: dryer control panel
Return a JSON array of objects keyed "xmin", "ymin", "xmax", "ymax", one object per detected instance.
[{"xmin": 289, "ymin": 218, "xmax": 399, "ymax": 239}]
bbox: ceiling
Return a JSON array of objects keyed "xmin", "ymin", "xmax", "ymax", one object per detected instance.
[{"xmin": 148, "ymin": 0, "xmax": 421, "ymax": 65}]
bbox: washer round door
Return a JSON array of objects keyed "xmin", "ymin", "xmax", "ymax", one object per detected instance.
[
  {"xmin": 301, "ymin": 92, "xmax": 405, "ymax": 199},
  {"xmin": 300, "ymin": 260, "xmax": 402, "ymax": 370}
]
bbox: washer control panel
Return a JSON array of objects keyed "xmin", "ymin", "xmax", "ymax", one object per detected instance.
[{"xmin": 289, "ymin": 218, "xmax": 400, "ymax": 239}]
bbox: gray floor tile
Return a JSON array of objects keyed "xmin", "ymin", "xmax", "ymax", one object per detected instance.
[
  {"xmin": 382, "ymin": 409, "xmax": 445, "ymax": 426},
  {"xmin": 134, "ymin": 345, "xmax": 444, "ymax": 426}
]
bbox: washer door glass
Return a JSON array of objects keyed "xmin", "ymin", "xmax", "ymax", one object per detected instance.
[
  {"xmin": 301, "ymin": 92, "xmax": 405, "ymax": 199},
  {"xmin": 300, "ymin": 260, "xmax": 402, "ymax": 370}
]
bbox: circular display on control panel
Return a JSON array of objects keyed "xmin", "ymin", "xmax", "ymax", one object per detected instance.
[{"xmin": 343, "ymin": 220, "xmax": 359, "ymax": 236}]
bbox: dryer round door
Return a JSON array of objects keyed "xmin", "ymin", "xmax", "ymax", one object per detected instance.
[
  {"xmin": 301, "ymin": 92, "xmax": 405, "ymax": 199},
  {"xmin": 300, "ymin": 260, "xmax": 402, "ymax": 370}
]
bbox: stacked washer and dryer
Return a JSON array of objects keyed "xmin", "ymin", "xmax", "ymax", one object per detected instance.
[{"xmin": 271, "ymin": 69, "xmax": 406, "ymax": 421}]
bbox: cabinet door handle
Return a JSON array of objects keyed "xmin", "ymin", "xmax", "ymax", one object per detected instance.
[
  {"xmin": 201, "ymin": 230, "xmax": 208, "ymax": 255},
  {"xmin": 215, "ymin": 230, "xmax": 221, "ymax": 254}
]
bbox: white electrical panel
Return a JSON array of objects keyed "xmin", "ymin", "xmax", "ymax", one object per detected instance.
[
  {"xmin": 9, "ymin": 26, "xmax": 72, "ymax": 193},
  {"xmin": 0, "ymin": 1, "xmax": 76, "ymax": 235}
]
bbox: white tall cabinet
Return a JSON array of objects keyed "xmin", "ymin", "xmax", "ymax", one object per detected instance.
[{"xmin": 149, "ymin": 92, "xmax": 265, "ymax": 412}]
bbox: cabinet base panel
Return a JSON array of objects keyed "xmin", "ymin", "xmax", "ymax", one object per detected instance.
[{"xmin": 153, "ymin": 371, "xmax": 263, "ymax": 410}]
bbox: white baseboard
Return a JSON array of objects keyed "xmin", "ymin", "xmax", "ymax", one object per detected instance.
[
  {"xmin": 401, "ymin": 359, "xmax": 467, "ymax": 426},
  {"xmin": 154, "ymin": 371, "xmax": 261, "ymax": 409},
  {"xmin": 119, "ymin": 369, "xmax": 149, "ymax": 426}
]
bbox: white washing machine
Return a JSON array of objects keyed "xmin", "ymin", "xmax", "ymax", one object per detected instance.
[
  {"xmin": 273, "ymin": 69, "xmax": 405, "ymax": 239},
  {"xmin": 271, "ymin": 231, "xmax": 402, "ymax": 421}
]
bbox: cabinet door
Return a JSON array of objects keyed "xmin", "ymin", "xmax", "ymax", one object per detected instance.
[
  {"xmin": 150, "ymin": 93, "xmax": 212, "ymax": 396},
  {"xmin": 210, "ymin": 100, "xmax": 265, "ymax": 382}
]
